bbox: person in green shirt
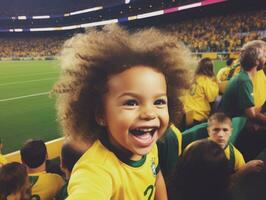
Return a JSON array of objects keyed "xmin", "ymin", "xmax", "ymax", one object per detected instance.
[{"xmin": 220, "ymin": 40, "xmax": 266, "ymax": 124}]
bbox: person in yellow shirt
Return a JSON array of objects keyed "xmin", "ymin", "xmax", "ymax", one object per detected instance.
[
  {"xmin": 20, "ymin": 139, "xmax": 65, "ymax": 200},
  {"xmin": 0, "ymin": 138, "xmax": 7, "ymax": 167},
  {"xmin": 217, "ymin": 58, "xmax": 235, "ymax": 82},
  {"xmin": 52, "ymin": 24, "xmax": 192, "ymax": 200},
  {"xmin": 182, "ymin": 58, "xmax": 219, "ymax": 126}
]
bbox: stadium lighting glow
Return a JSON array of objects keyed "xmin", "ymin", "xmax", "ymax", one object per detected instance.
[
  {"xmin": 18, "ymin": 16, "xmax": 27, "ymax": 20},
  {"xmin": 202, "ymin": 0, "xmax": 227, "ymax": 6},
  {"xmin": 125, "ymin": 0, "xmax": 130, "ymax": 4},
  {"xmin": 2, "ymin": 0, "xmax": 227, "ymax": 32},
  {"xmin": 81, "ymin": 19, "xmax": 118, "ymax": 28},
  {"xmin": 61, "ymin": 25, "xmax": 82, "ymax": 30},
  {"xmin": 164, "ymin": 7, "xmax": 178, "ymax": 14},
  {"xmin": 14, "ymin": 29, "xmax": 23, "ymax": 32},
  {"xmin": 178, "ymin": 2, "xmax": 202, "ymax": 10},
  {"xmin": 70, "ymin": 7, "xmax": 103, "ymax": 16},
  {"xmin": 137, "ymin": 10, "xmax": 164, "ymax": 19},
  {"xmin": 30, "ymin": 27, "xmax": 57, "ymax": 32},
  {"xmin": 32, "ymin": 16, "xmax": 50, "ymax": 19},
  {"xmin": 128, "ymin": 16, "xmax": 137, "ymax": 21}
]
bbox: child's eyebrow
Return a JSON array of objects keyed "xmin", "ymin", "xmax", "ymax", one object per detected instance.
[{"xmin": 118, "ymin": 92, "xmax": 167, "ymax": 98}]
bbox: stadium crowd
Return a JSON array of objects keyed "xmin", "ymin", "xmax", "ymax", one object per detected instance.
[
  {"xmin": 0, "ymin": 9, "xmax": 265, "ymax": 59},
  {"xmin": 169, "ymin": 9, "xmax": 266, "ymax": 52},
  {"xmin": 0, "ymin": 36, "xmax": 65, "ymax": 58}
]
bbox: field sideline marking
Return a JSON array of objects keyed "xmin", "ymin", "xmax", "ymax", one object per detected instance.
[
  {"xmin": 0, "ymin": 72, "xmax": 58, "ymax": 79},
  {"xmin": 0, "ymin": 92, "xmax": 49, "ymax": 102},
  {"xmin": 0, "ymin": 77, "xmax": 57, "ymax": 86}
]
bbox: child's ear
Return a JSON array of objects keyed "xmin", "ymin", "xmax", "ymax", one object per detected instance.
[
  {"xmin": 95, "ymin": 109, "xmax": 106, "ymax": 126},
  {"xmin": 95, "ymin": 115, "xmax": 106, "ymax": 126}
]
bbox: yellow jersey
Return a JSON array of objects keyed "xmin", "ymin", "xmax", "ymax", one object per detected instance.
[
  {"xmin": 67, "ymin": 139, "xmax": 159, "ymax": 200},
  {"xmin": 217, "ymin": 66, "xmax": 231, "ymax": 82},
  {"xmin": 29, "ymin": 171, "xmax": 65, "ymax": 200},
  {"xmin": 253, "ymin": 69, "xmax": 266, "ymax": 108},
  {"xmin": 182, "ymin": 75, "xmax": 219, "ymax": 121}
]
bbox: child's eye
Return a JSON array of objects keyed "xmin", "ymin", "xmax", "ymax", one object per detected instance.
[
  {"xmin": 154, "ymin": 99, "xmax": 167, "ymax": 106},
  {"xmin": 123, "ymin": 99, "xmax": 138, "ymax": 107}
]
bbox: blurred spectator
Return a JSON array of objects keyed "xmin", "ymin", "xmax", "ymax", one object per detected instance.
[
  {"xmin": 217, "ymin": 58, "xmax": 235, "ymax": 82},
  {"xmin": 20, "ymin": 139, "xmax": 65, "ymax": 200},
  {"xmin": 56, "ymin": 139, "xmax": 83, "ymax": 200},
  {"xmin": 167, "ymin": 139, "xmax": 231, "ymax": 200},
  {"xmin": 182, "ymin": 58, "xmax": 219, "ymax": 126},
  {"xmin": 0, "ymin": 139, "xmax": 7, "ymax": 168},
  {"xmin": 0, "ymin": 162, "xmax": 31, "ymax": 200}
]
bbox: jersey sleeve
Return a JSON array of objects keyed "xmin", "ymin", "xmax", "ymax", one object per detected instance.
[
  {"xmin": 204, "ymin": 78, "xmax": 219, "ymax": 103},
  {"xmin": 157, "ymin": 124, "xmax": 182, "ymax": 177},
  {"xmin": 67, "ymin": 163, "xmax": 112, "ymax": 200},
  {"xmin": 234, "ymin": 147, "xmax": 246, "ymax": 171}
]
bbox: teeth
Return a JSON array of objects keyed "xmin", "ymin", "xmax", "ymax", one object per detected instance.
[
  {"xmin": 135, "ymin": 128, "xmax": 153, "ymax": 132},
  {"xmin": 130, "ymin": 127, "xmax": 157, "ymax": 136}
]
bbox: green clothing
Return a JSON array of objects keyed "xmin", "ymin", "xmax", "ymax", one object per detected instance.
[
  {"xmin": 157, "ymin": 124, "xmax": 182, "ymax": 178},
  {"xmin": 56, "ymin": 181, "xmax": 68, "ymax": 200},
  {"xmin": 220, "ymin": 70, "xmax": 254, "ymax": 117}
]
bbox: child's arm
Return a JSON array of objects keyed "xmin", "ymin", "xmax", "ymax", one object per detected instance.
[{"xmin": 155, "ymin": 170, "xmax": 168, "ymax": 200}]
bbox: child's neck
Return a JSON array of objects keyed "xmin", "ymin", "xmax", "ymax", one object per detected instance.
[{"xmin": 99, "ymin": 133, "xmax": 143, "ymax": 162}]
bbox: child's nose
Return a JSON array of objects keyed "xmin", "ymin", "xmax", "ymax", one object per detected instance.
[{"xmin": 139, "ymin": 106, "xmax": 156, "ymax": 120}]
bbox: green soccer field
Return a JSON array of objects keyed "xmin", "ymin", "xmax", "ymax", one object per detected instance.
[
  {"xmin": 0, "ymin": 59, "xmax": 226, "ymax": 154},
  {"xmin": 0, "ymin": 60, "xmax": 61, "ymax": 154}
]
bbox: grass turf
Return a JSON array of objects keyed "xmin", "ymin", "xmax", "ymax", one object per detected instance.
[
  {"xmin": 0, "ymin": 59, "xmax": 226, "ymax": 154},
  {"xmin": 0, "ymin": 60, "xmax": 61, "ymax": 153}
]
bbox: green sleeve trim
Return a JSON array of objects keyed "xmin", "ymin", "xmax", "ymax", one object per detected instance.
[
  {"xmin": 29, "ymin": 176, "xmax": 39, "ymax": 187},
  {"xmin": 228, "ymin": 143, "xmax": 235, "ymax": 173}
]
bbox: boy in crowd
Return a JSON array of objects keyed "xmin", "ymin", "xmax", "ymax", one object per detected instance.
[{"xmin": 207, "ymin": 113, "xmax": 264, "ymax": 175}]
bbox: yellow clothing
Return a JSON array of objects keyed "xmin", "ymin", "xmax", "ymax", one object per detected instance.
[
  {"xmin": 217, "ymin": 66, "xmax": 231, "ymax": 82},
  {"xmin": 252, "ymin": 70, "xmax": 266, "ymax": 108},
  {"xmin": 0, "ymin": 153, "xmax": 7, "ymax": 166},
  {"xmin": 68, "ymin": 139, "xmax": 159, "ymax": 200},
  {"xmin": 224, "ymin": 144, "xmax": 245, "ymax": 171},
  {"xmin": 182, "ymin": 75, "xmax": 219, "ymax": 121},
  {"xmin": 233, "ymin": 66, "xmax": 241, "ymax": 77},
  {"xmin": 29, "ymin": 171, "xmax": 65, "ymax": 200}
]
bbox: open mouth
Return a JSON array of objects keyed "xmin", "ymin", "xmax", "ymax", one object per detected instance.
[
  {"xmin": 129, "ymin": 127, "xmax": 158, "ymax": 147},
  {"xmin": 129, "ymin": 127, "xmax": 157, "ymax": 137}
]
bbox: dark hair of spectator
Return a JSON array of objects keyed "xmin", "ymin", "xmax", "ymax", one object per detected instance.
[
  {"xmin": 20, "ymin": 139, "xmax": 47, "ymax": 168},
  {"xmin": 0, "ymin": 162, "xmax": 28, "ymax": 199},
  {"xmin": 61, "ymin": 143, "xmax": 83, "ymax": 172},
  {"xmin": 168, "ymin": 139, "xmax": 230, "ymax": 200},
  {"xmin": 195, "ymin": 58, "xmax": 215, "ymax": 77},
  {"xmin": 226, "ymin": 58, "xmax": 235, "ymax": 67}
]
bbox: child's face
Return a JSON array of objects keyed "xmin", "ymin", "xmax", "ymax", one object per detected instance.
[
  {"xmin": 102, "ymin": 66, "xmax": 169, "ymax": 160},
  {"xmin": 208, "ymin": 121, "xmax": 232, "ymax": 149}
]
